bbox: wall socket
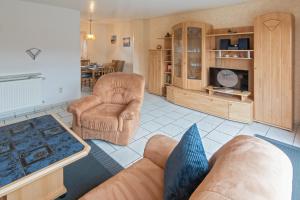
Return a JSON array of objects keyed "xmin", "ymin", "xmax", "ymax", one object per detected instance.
[{"xmin": 59, "ymin": 87, "xmax": 63, "ymax": 93}]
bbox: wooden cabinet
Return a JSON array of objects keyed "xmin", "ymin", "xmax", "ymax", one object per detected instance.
[
  {"xmin": 167, "ymin": 86, "xmax": 253, "ymax": 123},
  {"xmin": 148, "ymin": 50, "xmax": 164, "ymax": 96},
  {"xmin": 254, "ymin": 12, "xmax": 294, "ymax": 130},
  {"xmin": 172, "ymin": 22, "xmax": 211, "ymax": 91}
]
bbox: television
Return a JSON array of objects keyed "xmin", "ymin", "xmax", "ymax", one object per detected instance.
[{"xmin": 209, "ymin": 67, "xmax": 249, "ymax": 91}]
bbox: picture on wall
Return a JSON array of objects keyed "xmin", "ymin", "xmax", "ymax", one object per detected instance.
[
  {"xmin": 111, "ymin": 35, "xmax": 117, "ymax": 44},
  {"xmin": 123, "ymin": 37, "xmax": 130, "ymax": 47}
]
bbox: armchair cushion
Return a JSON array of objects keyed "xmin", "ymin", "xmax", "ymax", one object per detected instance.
[
  {"xmin": 81, "ymin": 104, "xmax": 126, "ymax": 132},
  {"xmin": 120, "ymin": 99, "xmax": 141, "ymax": 120},
  {"xmin": 164, "ymin": 124, "xmax": 210, "ymax": 200},
  {"xmin": 67, "ymin": 95, "xmax": 101, "ymax": 126}
]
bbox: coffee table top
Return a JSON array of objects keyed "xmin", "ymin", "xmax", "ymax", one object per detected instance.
[{"xmin": 0, "ymin": 115, "xmax": 90, "ymax": 195}]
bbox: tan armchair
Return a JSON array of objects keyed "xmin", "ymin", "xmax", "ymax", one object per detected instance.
[{"xmin": 68, "ymin": 72, "xmax": 145, "ymax": 145}]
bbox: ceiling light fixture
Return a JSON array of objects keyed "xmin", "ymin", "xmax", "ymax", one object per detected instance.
[
  {"xmin": 89, "ymin": 1, "xmax": 95, "ymax": 13},
  {"xmin": 86, "ymin": 19, "xmax": 96, "ymax": 40}
]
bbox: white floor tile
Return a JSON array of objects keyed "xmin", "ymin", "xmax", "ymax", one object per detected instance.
[
  {"xmin": 172, "ymin": 119, "xmax": 194, "ymax": 129},
  {"xmin": 158, "ymin": 105, "xmax": 178, "ymax": 113},
  {"xmin": 173, "ymin": 132, "xmax": 185, "ymax": 141},
  {"xmin": 183, "ymin": 112, "xmax": 206, "ymax": 123},
  {"xmin": 128, "ymin": 138, "xmax": 149, "ymax": 156},
  {"xmin": 110, "ymin": 143, "xmax": 126, "ymax": 151},
  {"xmin": 205, "ymin": 152, "xmax": 213, "ymax": 160},
  {"xmin": 46, "ymin": 108, "xmax": 65, "ymax": 115},
  {"xmin": 152, "ymin": 100, "xmax": 172, "ymax": 108},
  {"xmin": 266, "ymin": 127, "xmax": 295, "ymax": 145},
  {"xmin": 207, "ymin": 130, "xmax": 233, "ymax": 144},
  {"xmin": 153, "ymin": 116, "xmax": 175, "ymax": 126},
  {"xmin": 141, "ymin": 121, "xmax": 163, "ymax": 132},
  {"xmin": 57, "ymin": 110, "xmax": 72, "ymax": 118},
  {"xmin": 133, "ymin": 127, "xmax": 151, "ymax": 140},
  {"xmin": 92, "ymin": 140, "xmax": 116, "ymax": 154},
  {"xmin": 202, "ymin": 138, "xmax": 223, "ymax": 155},
  {"xmin": 196, "ymin": 120, "xmax": 218, "ymax": 132},
  {"xmin": 239, "ymin": 126, "xmax": 267, "ymax": 137},
  {"xmin": 223, "ymin": 120, "xmax": 245, "ymax": 129},
  {"xmin": 159, "ymin": 124, "xmax": 184, "ymax": 137},
  {"xmin": 142, "ymin": 104, "xmax": 160, "ymax": 112},
  {"xmin": 175, "ymin": 107, "xmax": 192, "ymax": 115},
  {"xmin": 163, "ymin": 111, "xmax": 184, "ymax": 120},
  {"xmin": 27, "ymin": 112, "xmax": 47, "ymax": 119},
  {"xmin": 148, "ymin": 110, "xmax": 167, "ymax": 117},
  {"xmin": 202, "ymin": 116, "xmax": 224, "ymax": 125},
  {"xmin": 215, "ymin": 123, "xmax": 242, "ymax": 136},
  {"xmin": 145, "ymin": 131, "xmax": 169, "ymax": 139},
  {"xmin": 294, "ymin": 127, "xmax": 300, "ymax": 147},
  {"xmin": 140, "ymin": 114, "xmax": 155, "ymax": 124},
  {"xmin": 4, "ymin": 116, "xmax": 27, "ymax": 125},
  {"xmin": 110, "ymin": 147, "xmax": 141, "ymax": 167},
  {"xmin": 247, "ymin": 122, "xmax": 270, "ymax": 133}
]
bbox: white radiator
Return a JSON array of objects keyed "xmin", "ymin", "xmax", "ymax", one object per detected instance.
[{"xmin": 0, "ymin": 73, "xmax": 43, "ymax": 114}]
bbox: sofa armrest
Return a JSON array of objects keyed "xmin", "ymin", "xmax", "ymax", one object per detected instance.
[
  {"xmin": 143, "ymin": 134, "xmax": 177, "ymax": 169},
  {"xmin": 67, "ymin": 95, "xmax": 101, "ymax": 125},
  {"xmin": 119, "ymin": 99, "xmax": 142, "ymax": 120}
]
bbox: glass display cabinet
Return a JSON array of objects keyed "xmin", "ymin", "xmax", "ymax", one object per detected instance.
[{"xmin": 172, "ymin": 22, "xmax": 210, "ymax": 90}]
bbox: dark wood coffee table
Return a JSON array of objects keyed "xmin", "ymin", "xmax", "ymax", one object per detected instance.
[{"xmin": 0, "ymin": 114, "xmax": 90, "ymax": 200}]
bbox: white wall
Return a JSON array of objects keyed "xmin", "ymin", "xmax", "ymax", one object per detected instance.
[{"xmin": 0, "ymin": 0, "xmax": 81, "ymax": 106}]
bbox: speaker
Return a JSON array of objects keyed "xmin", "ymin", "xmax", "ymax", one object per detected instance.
[
  {"xmin": 220, "ymin": 39, "xmax": 231, "ymax": 50},
  {"xmin": 238, "ymin": 38, "xmax": 250, "ymax": 50}
]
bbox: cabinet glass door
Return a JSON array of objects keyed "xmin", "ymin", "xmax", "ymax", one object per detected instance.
[
  {"xmin": 173, "ymin": 27, "xmax": 183, "ymax": 78},
  {"xmin": 187, "ymin": 27, "xmax": 202, "ymax": 80}
]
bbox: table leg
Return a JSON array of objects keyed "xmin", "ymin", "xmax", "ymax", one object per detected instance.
[{"xmin": 5, "ymin": 168, "xmax": 66, "ymax": 200}]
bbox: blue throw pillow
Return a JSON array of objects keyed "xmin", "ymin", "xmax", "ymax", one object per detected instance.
[{"xmin": 164, "ymin": 124, "xmax": 210, "ymax": 200}]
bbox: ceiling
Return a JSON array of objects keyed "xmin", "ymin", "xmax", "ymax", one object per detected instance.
[{"xmin": 21, "ymin": 0, "xmax": 249, "ymax": 22}]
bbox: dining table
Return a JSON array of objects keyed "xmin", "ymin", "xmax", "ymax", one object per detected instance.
[{"xmin": 81, "ymin": 63, "xmax": 115, "ymax": 87}]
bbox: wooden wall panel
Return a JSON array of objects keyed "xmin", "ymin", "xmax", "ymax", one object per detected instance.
[
  {"xmin": 148, "ymin": 50, "xmax": 164, "ymax": 96},
  {"xmin": 254, "ymin": 12, "xmax": 294, "ymax": 130}
]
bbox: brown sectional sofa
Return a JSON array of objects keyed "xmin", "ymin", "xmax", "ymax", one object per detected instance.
[{"xmin": 80, "ymin": 134, "xmax": 293, "ymax": 200}]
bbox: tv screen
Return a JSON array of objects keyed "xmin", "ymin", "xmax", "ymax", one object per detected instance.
[{"xmin": 209, "ymin": 67, "xmax": 249, "ymax": 91}]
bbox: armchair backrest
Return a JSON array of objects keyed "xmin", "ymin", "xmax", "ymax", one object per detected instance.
[{"xmin": 93, "ymin": 72, "xmax": 145, "ymax": 105}]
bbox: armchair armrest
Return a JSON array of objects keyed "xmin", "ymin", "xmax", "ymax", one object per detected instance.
[
  {"xmin": 143, "ymin": 134, "xmax": 177, "ymax": 169},
  {"xmin": 119, "ymin": 99, "xmax": 141, "ymax": 120},
  {"xmin": 67, "ymin": 95, "xmax": 101, "ymax": 125}
]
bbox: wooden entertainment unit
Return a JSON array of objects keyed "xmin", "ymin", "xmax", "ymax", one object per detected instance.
[
  {"xmin": 149, "ymin": 12, "xmax": 294, "ymax": 128},
  {"xmin": 167, "ymin": 86, "xmax": 253, "ymax": 123}
]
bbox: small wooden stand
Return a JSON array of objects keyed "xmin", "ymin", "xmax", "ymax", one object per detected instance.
[{"xmin": 206, "ymin": 86, "xmax": 251, "ymax": 101}]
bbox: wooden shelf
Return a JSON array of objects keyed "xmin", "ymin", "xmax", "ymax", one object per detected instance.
[
  {"xmin": 216, "ymin": 57, "xmax": 253, "ymax": 60},
  {"xmin": 206, "ymin": 86, "xmax": 251, "ymax": 101},
  {"xmin": 164, "ymin": 61, "xmax": 172, "ymax": 63},
  {"xmin": 206, "ymin": 32, "xmax": 254, "ymax": 37},
  {"xmin": 164, "ymin": 71, "xmax": 172, "ymax": 74},
  {"xmin": 157, "ymin": 37, "xmax": 172, "ymax": 40},
  {"xmin": 209, "ymin": 50, "xmax": 254, "ymax": 52}
]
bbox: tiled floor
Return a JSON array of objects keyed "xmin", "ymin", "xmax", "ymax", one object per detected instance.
[{"xmin": 1, "ymin": 89, "xmax": 300, "ymax": 168}]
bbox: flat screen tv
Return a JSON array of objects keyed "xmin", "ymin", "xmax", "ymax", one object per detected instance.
[{"xmin": 209, "ymin": 67, "xmax": 249, "ymax": 91}]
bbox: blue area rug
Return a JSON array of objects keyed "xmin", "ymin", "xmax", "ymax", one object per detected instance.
[
  {"xmin": 59, "ymin": 140, "xmax": 123, "ymax": 200},
  {"xmin": 256, "ymin": 135, "xmax": 300, "ymax": 200}
]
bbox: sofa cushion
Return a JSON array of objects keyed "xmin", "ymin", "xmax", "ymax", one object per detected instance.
[
  {"xmin": 80, "ymin": 158, "xmax": 164, "ymax": 200},
  {"xmin": 189, "ymin": 135, "xmax": 293, "ymax": 200},
  {"xmin": 164, "ymin": 124, "xmax": 210, "ymax": 200},
  {"xmin": 81, "ymin": 104, "xmax": 125, "ymax": 131}
]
